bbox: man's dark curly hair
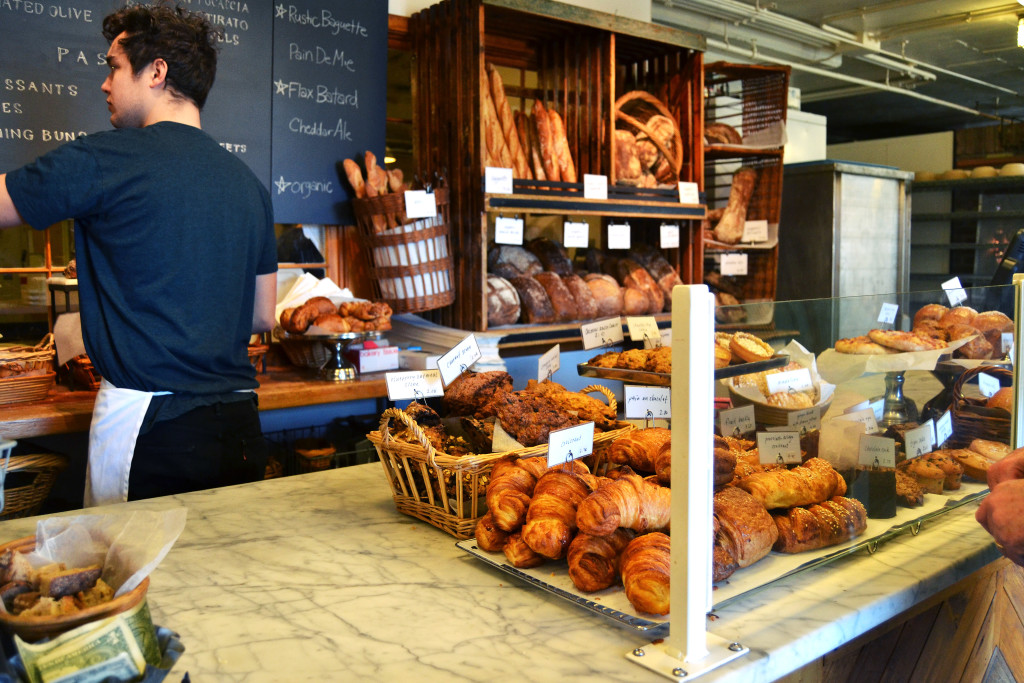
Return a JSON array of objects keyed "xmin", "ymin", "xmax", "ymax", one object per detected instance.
[{"xmin": 102, "ymin": 3, "xmax": 221, "ymax": 109}]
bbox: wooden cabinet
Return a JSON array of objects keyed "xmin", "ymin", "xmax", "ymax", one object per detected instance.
[{"xmin": 408, "ymin": 0, "xmax": 706, "ymax": 332}]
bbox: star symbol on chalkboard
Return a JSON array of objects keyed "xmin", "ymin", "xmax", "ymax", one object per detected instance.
[
  {"xmin": 274, "ymin": 79, "xmax": 288, "ymax": 95},
  {"xmin": 274, "ymin": 176, "xmax": 290, "ymax": 194},
  {"xmin": 275, "ymin": 4, "xmax": 286, "ymax": 18}
]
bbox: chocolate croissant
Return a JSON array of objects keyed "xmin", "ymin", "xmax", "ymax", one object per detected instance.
[
  {"xmin": 576, "ymin": 473, "xmax": 671, "ymax": 537},
  {"xmin": 620, "ymin": 532, "xmax": 671, "ymax": 615},
  {"xmin": 567, "ymin": 528, "xmax": 636, "ymax": 593},
  {"xmin": 734, "ymin": 457, "xmax": 847, "ymax": 510},
  {"xmin": 772, "ymin": 496, "xmax": 867, "ymax": 554},
  {"xmin": 521, "ymin": 469, "xmax": 598, "ymax": 560}
]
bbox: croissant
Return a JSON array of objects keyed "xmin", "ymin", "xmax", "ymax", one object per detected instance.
[
  {"xmin": 474, "ymin": 512, "xmax": 510, "ymax": 552},
  {"xmin": 713, "ymin": 486, "xmax": 777, "ymax": 568},
  {"xmin": 503, "ymin": 531, "xmax": 545, "ymax": 568},
  {"xmin": 567, "ymin": 528, "xmax": 636, "ymax": 592},
  {"xmin": 734, "ymin": 457, "xmax": 847, "ymax": 510},
  {"xmin": 485, "ymin": 455, "xmax": 548, "ymax": 532},
  {"xmin": 620, "ymin": 532, "xmax": 670, "ymax": 615},
  {"xmin": 576, "ymin": 474, "xmax": 671, "ymax": 537},
  {"xmin": 606, "ymin": 428, "xmax": 671, "ymax": 474},
  {"xmin": 522, "ymin": 469, "xmax": 598, "ymax": 560},
  {"xmin": 772, "ymin": 496, "xmax": 867, "ymax": 554},
  {"xmin": 654, "ymin": 440, "xmax": 672, "ymax": 486}
]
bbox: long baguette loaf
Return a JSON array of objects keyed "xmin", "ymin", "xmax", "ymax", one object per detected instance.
[
  {"xmin": 713, "ymin": 166, "xmax": 758, "ymax": 244},
  {"xmin": 481, "ymin": 65, "xmax": 513, "ymax": 170},
  {"xmin": 516, "ymin": 111, "xmax": 546, "ymax": 181},
  {"xmin": 487, "ymin": 63, "xmax": 531, "ymax": 179},
  {"xmin": 734, "ymin": 457, "xmax": 847, "ymax": 510},
  {"xmin": 548, "ymin": 108, "xmax": 577, "ymax": 183},
  {"xmin": 533, "ymin": 100, "xmax": 560, "ymax": 181},
  {"xmin": 772, "ymin": 496, "xmax": 867, "ymax": 553}
]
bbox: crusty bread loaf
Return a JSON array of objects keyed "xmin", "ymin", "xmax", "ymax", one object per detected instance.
[
  {"xmin": 714, "ymin": 167, "xmax": 758, "ymax": 244},
  {"xmin": 705, "ymin": 121, "xmax": 742, "ymax": 145},
  {"xmin": 510, "ymin": 276, "xmax": 555, "ymax": 324},
  {"xmin": 972, "ymin": 310, "xmax": 1013, "ymax": 351},
  {"xmin": 526, "ymin": 238, "xmax": 573, "ymax": 276},
  {"xmin": 561, "ymin": 273, "xmax": 598, "ymax": 320},
  {"xmin": 548, "ymin": 108, "xmax": 576, "ymax": 183},
  {"xmin": 617, "ymin": 259, "xmax": 664, "ymax": 313},
  {"xmin": 487, "ymin": 275, "xmax": 521, "ymax": 327},
  {"xmin": 516, "ymin": 110, "xmax": 545, "ymax": 181},
  {"xmin": 532, "ymin": 100, "xmax": 559, "ymax": 182},
  {"xmin": 913, "ymin": 303, "xmax": 948, "ymax": 328},
  {"xmin": 614, "ymin": 129, "xmax": 643, "ymax": 182},
  {"xmin": 622, "ymin": 286, "xmax": 650, "ymax": 316},
  {"xmin": 481, "ymin": 64, "xmax": 513, "ymax": 170},
  {"xmin": 488, "ymin": 245, "xmax": 543, "ymax": 278},
  {"xmin": 583, "ymin": 273, "xmax": 623, "ymax": 318},
  {"xmin": 487, "ymin": 63, "xmax": 531, "ymax": 179},
  {"xmin": 534, "ymin": 271, "xmax": 578, "ymax": 322}
]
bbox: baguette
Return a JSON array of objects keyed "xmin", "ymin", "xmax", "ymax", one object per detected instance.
[
  {"xmin": 532, "ymin": 100, "xmax": 560, "ymax": 181},
  {"xmin": 342, "ymin": 158, "xmax": 366, "ymax": 199},
  {"xmin": 481, "ymin": 65, "xmax": 513, "ymax": 170},
  {"xmin": 487, "ymin": 63, "xmax": 531, "ymax": 179},
  {"xmin": 516, "ymin": 111, "xmax": 546, "ymax": 181},
  {"xmin": 548, "ymin": 107, "xmax": 577, "ymax": 183}
]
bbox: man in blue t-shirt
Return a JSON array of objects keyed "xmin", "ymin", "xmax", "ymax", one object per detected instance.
[{"xmin": 0, "ymin": 5, "xmax": 278, "ymax": 505}]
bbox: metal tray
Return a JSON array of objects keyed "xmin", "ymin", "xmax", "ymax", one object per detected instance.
[{"xmin": 577, "ymin": 354, "xmax": 789, "ymax": 386}]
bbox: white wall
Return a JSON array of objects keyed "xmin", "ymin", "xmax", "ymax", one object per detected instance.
[
  {"xmin": 388, "ymin": 0, "xmax": 650, "ymax": 22},
  {"xmin": 826, "ymin": 132, "xmax": 953, "ymax": 174}
]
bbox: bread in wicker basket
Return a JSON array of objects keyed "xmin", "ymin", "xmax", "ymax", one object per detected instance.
[
  {"xmin": 613, "ymin": 91, "xmax": 683, "ymax": 188},
  {"xmin": 948, "ymin": 365, "xmax": 1011, "ymax": 448}
]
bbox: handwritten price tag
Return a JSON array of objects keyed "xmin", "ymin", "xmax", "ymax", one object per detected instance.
[
  {"xmin": 741, "ymin": 219, "xmax": 768, "ymax": 243},
  {"xmin": 941, "ymin": 277, "xmax": 968, "ymax": 307},
  {"xmin": 563, "ymin": 221, "xmax": 590, "ymax": 249},
  {"xmin": 757, "ymin": 431, "xmax": 802, "ymax": 465},
  {"xmin": 494, "ymin": 216, "xmax": 524, "ymax": 245},
  {"xmin": 978, "ymin": 371, "xmax": 1001, "ymax": 398},
  {"xmin": 581, "ymin": 317, "xmax": 624, "ymax": 350},
  {"xmin": 858, "ymin": 434, "xmax": 896, "ymax": 468},
  {"xmin": 583, "ymin": 174, "xmax": 608, "ymax": 200},
  {"xmin": 385, "ymin": 370, "xmax": 444, "ymax": 401},
  {"xmin": 484, "ymin": 166, "xmax": 514, "ymax": 194},
  {"xmin": 877, "ymin": 303, "xmax": 898, "ymax": 325},
  {"xmin": 404, "ymin": 190, "xmax": 437, "ymax": 219},
  {"xmin": 720, "ymin": 253, "xmax": 748, "ymax": 276},
  {"xmin": 766, "ymin": 367, "xmax": 813, "ymax": 395},
  {"xmin": 719, "ymin": 405, "xmax": 755, "ymax": 438},
  {"xmin": 787, "ymin": 406, "xmax": 820, "ymax": 433},
  {"xmin": 936, "ymin": 410, "xmax": 953, "ymax": 446},
  {"xmin": 547, "ymin": 422, "xmax": 595, "ymax": 467},
  {"xmin": 904, "ymin": 420, "xmax": 936, "ymax": 459},
  {"xmin": 678, "ymin": 181, "xmax": 700, "ymax": 204},
  {"xmin": 624, "ymin": 385, "xmax": 671, "ymax": 419},
  {"xmin": 626, "ymin": 316, "xmax": 661, "ymax": 346},
  {"xmin": 608, "ymin": 223, "xmax": 631, "ymax": 250},
  {"xmin": 837, "ymin": 407, "xmax": 880, "ymax": 435},
  {"xmin": 660, "ymin": 224, "xmax": 680, "ymax": 249},
  {"xmin": 538, "ymin": 344, "xmax": 560, "ymax": 382},
  {"xmin": 437, "ymin": 334, "xmax": 481, "ymax": 386}
]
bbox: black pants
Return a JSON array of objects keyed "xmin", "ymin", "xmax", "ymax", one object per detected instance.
[{"xmin": 128, "ymin": 396, "xmax": 268, "ymax": 501}]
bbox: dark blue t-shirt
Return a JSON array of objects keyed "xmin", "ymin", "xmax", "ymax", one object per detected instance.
[{"xmin": 6, "ymin": 122, "xmax": 276, "ymax": 400}]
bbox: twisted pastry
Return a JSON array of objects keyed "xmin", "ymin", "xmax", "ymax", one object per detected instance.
[
  {"xmin": 734, "ymin": 457, "xmax": 846, "ymax": 510},
  {"xmin": 575, "ymin": 473, "xmax": 671, "ymax": 537},
  {"xmin": 567, "ymin": 528, "xmax": 636, "ymax": 592},
  {"xmin": 620, "ymin": 532, "xmax": 670, "ymax": 615},
  {"xmin": 522, "ymin": 469, "xmax": 598, "ymax": 560},
  {"xmin": 772, "ymin": 496, "xmax": 867, "ymax": 554}
]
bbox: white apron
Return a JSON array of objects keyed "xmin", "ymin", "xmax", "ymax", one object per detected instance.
[{"xmin": 84, "ymin": 379, "xmax": 170, "ymax": 507}]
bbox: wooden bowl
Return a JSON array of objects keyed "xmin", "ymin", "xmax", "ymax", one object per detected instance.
[{"xmin": 0, "ymin": 536, "xmax": 150, "ymax": 642}]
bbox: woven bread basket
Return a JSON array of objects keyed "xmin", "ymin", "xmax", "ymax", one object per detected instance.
[{"xmin": 948, "ymin": 365, "xmax": 1011, "ymax": 448}]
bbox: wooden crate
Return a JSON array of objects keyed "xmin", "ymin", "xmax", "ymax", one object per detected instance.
[
  {"xmin": 410, "ymin": 0, "xmax": 705, "ymax": 332},
  {"xmin": 703, "ymin": 61, "xmax": 790, "ymax": 148},
  {"xmin": 704, "ymin": 152, "xmax": 784, "ymax": 226}
]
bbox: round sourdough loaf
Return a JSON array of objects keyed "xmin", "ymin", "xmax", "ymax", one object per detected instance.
[{"xmin": 486, "ymin": 276, "xmax": 521, "ymax": 327}]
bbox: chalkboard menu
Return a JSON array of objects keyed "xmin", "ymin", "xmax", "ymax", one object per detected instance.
[
  {"xmin": 270, "ymin": 2, "xmax": 387, "ymax": 224},
  {"xmin": 0, "ymin": 0, "xmax": 386, "ymax": 225}
]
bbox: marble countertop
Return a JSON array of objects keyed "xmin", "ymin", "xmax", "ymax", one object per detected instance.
[{"xmin": 0, "ymin": 461, "xmax": 999, "ymax": 683}]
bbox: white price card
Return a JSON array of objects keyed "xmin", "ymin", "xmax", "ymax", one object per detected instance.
[
  {"xmin": 581, "ymin": 317, "xmax": 624, "ymax": 350},
  {"xmin": 626, "ymin": 316, "xmax": 661, "ymax": 346},
  {"xmin": 741, "ymin": 219, "xmax": 768, "ymax": 243},
  {"xmin": 608, "ymin": 223, "xmax": 631, "ymax": 250},
  {"xmin": 547, "ymin": 422, "xmax": 595, "ymax": 467},
  {"xmin": 678, "ymin": 181, "xmax": 700, "ymax": 204},
  {"xmin": 941, "ymin": 277, "xmax": 968, "ymax": 307},
  {"xmin": 583, "ymin": 174, "xmax": 608, "ymax": 200},
  {"xmin": 836, "ymin": 407, "xmax": 879, "ymax": 434},
  {"xmin": 1002, "ymin": 332, "xmax": 1014, "ymax": 357},
  {"xmin": 538, "ymin": 344, "xmax": 560, "ymax": 382},
  {"xmin": 757, "ymin": 431, "xmax": 802, "ymax": 465},
  {"xmin": 786, "ymin": 406, "xmax": 820, "ymax": 433},
  {"xmin": 877, "ymin": 303, "xmax": 899, "ymax": 325},
  {"xmin": 437, "ymin": 334, "xmax": 481, "ymax": 387},
  {"xmin": 563, "ymin": 221, "xmax": 590, "ymax": 249},
  {"xmin": 404, "ymin": 190, "xmax": 437, "ymax": 219},
  {"xmin": 494, "ymin": 216, "xmax": 524, "ymax": 245},
  {"xmin": 936, "ymin": 409, "xmax": 954, "ymax": 446},
  {"xmin": 385, "ymin": 370, "xmax": 444, "ymax": 401},
  {"xmin": 484, "ymin": 166, "xmax": 514, "ymax": 195},
  {"xmin": 658, "ymin": 328, "xmax": 672, "ymax": 348},
  {"xmin": 766, "ymin": 367, "xmax": 813, "ymax": 395},
  {"xmin": 624, "ymin": 385, "xmax": 671, "ymax": 420},
  {"xmin": 859, "ymin": 434, "xmax": 896, "ymax": 468},
  {"xmin": 869, "ymin": 398, "xmax": 884, "ymax": 422},
  {"xmin": 904, "ymin": 420, "xmax": 936, "ymax": 460},
  {"xmin": 720, "ymin": 253, "xmax": 748, "ymax": 276},
  {"xmin": 660, "ymin": 223, "xmax": 680, "ymax": 249},
  {"xmin": 719, "ymin": 405, "xmax": 756, "ymax": 438},
  {"xmin": 978, "ymin": 371, "xmax": 1001, "ymax": 398}
]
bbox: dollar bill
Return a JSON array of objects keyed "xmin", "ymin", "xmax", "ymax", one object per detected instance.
[
  {"xmin": 47, "ymin": 652, "xmax": 141, "ymax": 683},
  {"xmin": 120, "ymin": 599, "xmax": 161, "ymax": 667},
  {"xmin": 17, "ymin": 617, "xmax": 145, "ymax": 683}
]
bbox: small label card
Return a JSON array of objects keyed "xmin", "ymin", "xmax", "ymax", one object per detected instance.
[
  {"xmin": 678, "ymin": 181, "xmax": 700, "ymax": 204},
  {"xmin": 765, "ymin": 367, "xmax": 813, "ymax": 395},
  {"xmin": 936, "ymin": 409, "xmax": 954, "ymax": 446},
  {"xmin": 659, "ymin": 328, "xmax": 672, "ymax": 348},
  {"xmin": 581, "ymin": 317, "xmax": 624, "ymax": 350},
  {"xmin": 757, "ymin": 430, "xmax": 802, "ymax": 465},
  {"xmin": 404, "ymin": 190, "xmax": 437, "ymax": 219},
  {"xmin": 942, "ymin": 277, "xmax": 968, "ymax": 307},
  {"xmin": 836, "ymin": 407, "xmax": 880, "ymax": 434},
  {"xmin": 859, "ymin": 434, "xmax": 896, "ymax": 468},
  {"xmin": 626, "ymin": 316, "xmax": 661, "ymax": 346},
  {"xmin": 904, "ymin": 420, "xmax": 936, "ymax": 459},
  {"xmin": 787, "ymin": 406, "xmax": 821, "ymax": 433},
  {"xmin": 1003, "ymin": 332, "xmax": 1014, "ymax": 356},
  {"xmin": 494, "ymin": 216, "xmax": 524, "ymax": 245},
  {"xmin": 385, "ymin": 370, "xmax": 444, "ymax": 401},
  {"xmin": 547, "ymin": 422, "xmax": 595, "ymax": 467},
  {"xmin": 719, "ymin": 404, "xmax": 756, "ymax": 438},
  {"xmin": 624, "ymin": 385, "xmax": 671, "ymax": 420},
  {"xmin": 608, "ymin": 223, "xmax": 631, "ymax": 250},
  {"xmin": 869, "ymin": 398, "xmax": 884, "ymax": 422},
  {"xmin": 877, "ymin": 303, "xmax": 899, "ymax": 325},
  {"xmin": 563, "ymin": 221, "xmax": 590, "ymax": 249},
  {"xmin": 484, "ymin": 166, "xmax": 514, "ymax": 194},
  {"xmin": 583, "ymin": 173, "xmax": 608, "ymax": 200},
  {"xmin": 741, "ymin": 219, "xmax": 769, "ymax": 243},
  {"xmin": 538, "ymin": 344, "xmax": 560, "ymax": 382},
  {"xmin": 660, "ymin": 223, "xmax": 680, "ymax": 249},
  {"xmin": 978, "ymin": 371, "xmax": 1001, "ymax": 398},
  {"xmin": 437, "ymin": 334, "xmax": 481, "ymax": 387},
  {"xmin": 720, "ymin": 253, "xmax": 748, "ymax": 276}
]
